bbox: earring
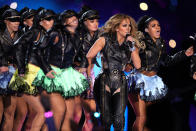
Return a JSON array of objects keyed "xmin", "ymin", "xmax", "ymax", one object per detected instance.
[{"xmin": 145, "ymin": 28, "xmax": 148, "ymax": 32}]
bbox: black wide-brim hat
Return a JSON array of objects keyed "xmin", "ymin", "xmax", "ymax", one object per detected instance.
[
  {"xmin": 21, "ymin": 9, "xmax": 36, "ymax": 21},
  {"xmin": 2, "ymin": 8, "xmax": 20, "ymax": 21},
  {"xmin": 38, "ymin": 9, "xmax": 56, "ymax": 21},
  {"xmin": 60, "ymin": 10, "xmax": 78, "ymax": 19},
  {"xmin": 80, "ymin": 10, "xmax": 100, "ymax": 22},
  {"xmin": 0, "ymin": 5, "xmax": 10, "ymax": 17}
]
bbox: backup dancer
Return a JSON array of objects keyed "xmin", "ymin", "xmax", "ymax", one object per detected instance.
[
  {"xmin": 32, "ymin": 9, "xmax": 88, "ymax": 130},
  {"xmin": 77, "ymin": 8, "xmax": 101, "ymax": 130},
  {"xmin": 9, "ymin": 9, "xmax": 57, "ymax": 131},
  {"xmin": 128, "ymin": 15, "xmax": 193, "ymax": 131},
  {"xmin": 12, "ymin": 8, "xmax": 36, "ymax": 131},
  {"xmin": 0, "ymin": 8, "xmax": 22, "ymax": 131}
]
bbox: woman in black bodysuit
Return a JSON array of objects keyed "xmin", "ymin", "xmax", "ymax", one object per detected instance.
[{"xmin": 86, "ymin": 14, "xmax": 141, "ymax": 131}]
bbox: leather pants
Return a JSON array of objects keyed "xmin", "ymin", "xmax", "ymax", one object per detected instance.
[{"xmin": 94, "ymin": 72, "xmax": 128, "ymax": 131}]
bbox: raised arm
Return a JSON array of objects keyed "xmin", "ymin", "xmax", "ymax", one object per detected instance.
[{"xmin": 86, "ymin": 37, "xmax": 105, "ymax": 78}]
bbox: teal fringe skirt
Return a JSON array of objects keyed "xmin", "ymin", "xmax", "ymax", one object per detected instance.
[{"xmin": 32, "ymin": 66, "xmax": 89, "ymax": 98}]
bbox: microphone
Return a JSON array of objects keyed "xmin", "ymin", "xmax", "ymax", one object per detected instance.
[{"xmin": 125, "ymin": 34, "xmax": 134, "ymax": 49}]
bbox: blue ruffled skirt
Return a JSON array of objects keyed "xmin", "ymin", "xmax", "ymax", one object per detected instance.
[
  {"xmin": 0, "ymin": 66, "xmax": 15, "ymax": 95},
  {"xmin": 127, "ymin": 69, "xmax": 168, "ymax": 101}
]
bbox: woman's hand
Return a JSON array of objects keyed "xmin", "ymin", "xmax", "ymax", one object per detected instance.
[
  {"xmin": 87, "ymin": 76, "xmax": 93, "ymax": 96},
  {"xmin": 193, "ymin": 72, "xmax": 196, "ymax": 80},
  {"xmin": 185, "ymin": 46, "xmax": 194, "ymax": 56},
  {"xmin": 87, "ymin": 87, "xmax": 93, "ymax": 97},
  {"xmin": 125, "ymin": 63, "xmax": 133, "ymax": 72},
  {"xmin": 78, "ymin": 68, "xmax": 87, "ymax": 73},
  {"xmin": 87, "ymin": 76, "xmax": 93, "ymax": 88},
  {"xmin": 126, "ymin": 35, "xmax": 135, "ymax": 42},
  {"xmin": 19, "ymin": 74, "xmax": 25, "ymax": 77},
  {"xmin": 0, "ymin": 66, "xmax": 9, "ymax": 73},
  {"xmin": 46, "ymin": 70, "xmax": 56, "ymax": 78}
]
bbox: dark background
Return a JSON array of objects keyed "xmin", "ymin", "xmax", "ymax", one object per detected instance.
[
  {"xmin": 1, "ymin": 0, "xmax": 196, "ymax": 48},
  {"xmin": 0, "ymin": 0, "xmax": 196, "ymax": 130}
]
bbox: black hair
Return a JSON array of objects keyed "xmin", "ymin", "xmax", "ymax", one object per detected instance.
[
  {"xmin": 182, "ymin": 34, "xmax": 196, "ymax": 50},
  {"xmin": 59, "ymin": 10, "xmax": 78, "ymax": 25},
  {"xmin": 137, "ymin": 15, "xmax": 156, "ymax": 32}
]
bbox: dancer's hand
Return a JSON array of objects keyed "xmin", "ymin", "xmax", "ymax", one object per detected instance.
[
  {"xmin": 0, "ymin": 66, "xmax": 9, "ymax": 73},
  {"xmin": 185, "ymin": 46, "xmax": 194, "ymax": 56},
  {"xmin": 193, "ymin": 72, "xmax": 196, "ymax": 80},
  {"xmin": 126, "ymin": 35, "xmax": 136, "ymax": 43},
  {"xmin": 87, "ymin": 87, "xmax": 93, "ymax": 97},
  {"xmin": 87, "ymin": 76, "xmax": 93, "ymax": 92},
  {"xmin": 79, "ymin": 68, "xmax": 86, "ymax": 73},
  {"xmin": 125, "ymin": 63, "xmax": 133, "ymax": 72},
  {"xmin": 19, "ymin": 74, "xmax": 25, "ymax": 77},
  {"xmin": 46, "ymin": 70, "xmax": 56, "ymax": 78}
]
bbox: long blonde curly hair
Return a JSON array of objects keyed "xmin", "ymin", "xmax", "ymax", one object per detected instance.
[{"xmin": 102, "ymin": 14, "xmax": 137, "ymax": 37}]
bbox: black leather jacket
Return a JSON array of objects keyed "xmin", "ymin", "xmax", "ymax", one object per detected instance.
[
  {"xmin": 78, "ymin": 30, "xmax": 99, "ymax": 68},
  {"xmin": 100, "ymin": 33, "xmax": 131, "ymax": 91},
  {"xmin": 101, "ymin": 33, "xmax": 131, "ymax": 72},
  {"xmin": 190, "ymin": 54, "xmax": 196, "ymax": 77},
  {"xmin": 139, "ymin": 34, "xmax": 187, "ymax": 72},
  {"xmin": 0, "ymin": 28, "xmax": 23, "ymax": 71},
  {"xmin": 47, "ymin": 28, "xmax": 81, "ymax": 69},
  {"xmin": 15, "ymin": 27, "xmax": 53, "ymax": 74}
]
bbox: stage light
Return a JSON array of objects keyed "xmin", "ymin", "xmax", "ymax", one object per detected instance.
[
  {"xmin": 10, "ymin": 2, "xmax": 17, "ymax": 9},
  {"xmin": 94, "ymin": 112, "xmax": 100, "ymax": 118},
  {"xmin": 139, "ymin": 2, "xmax": 148, "ymax": 11},
  {"xmin": 169, "ymin": 39, "xmax": 176, "ymax": 48}
]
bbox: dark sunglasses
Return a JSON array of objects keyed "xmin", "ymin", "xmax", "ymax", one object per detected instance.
[
  {"xmin": 6, "ymin": 17, "xmax": 20, "ymax": 22},
  {"xmin": 25, "ymin": 15, "xmax": 34, "ymax": 20},
  {"xmin": 43, "ymin": 16, "xmax": 55, "ymax": 21}
]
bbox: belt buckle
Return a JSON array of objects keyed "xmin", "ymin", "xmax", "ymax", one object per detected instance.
[{"xmin": 112, "ymin": 69, "xmax": 119, "ymax": 75}]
